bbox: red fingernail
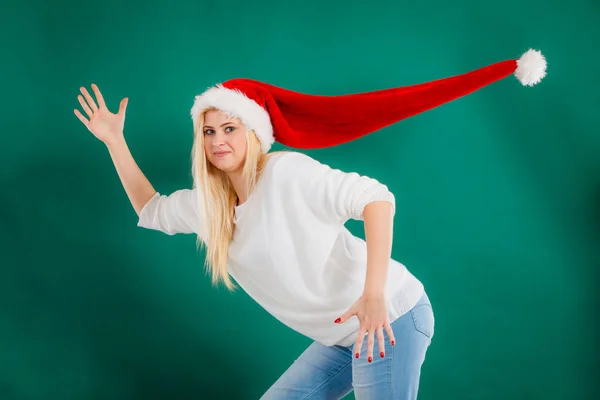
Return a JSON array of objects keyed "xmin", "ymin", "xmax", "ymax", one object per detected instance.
[
  {"xmin": 391, "ymin": 340, "xmax": 395, "ymax": 346},
  {"xmin": 334, "ymin": 318, "xmax": 341, "ymax": 323},
  {"xmin": 380, "ymin": 352, "xmax": 385, "ymax": 358},
  {"xmin": 355, "ymin": 352, "xmax": 359, "ymax": 358},
  {"xmin": 368, "ymin": 356, "xmax": 372, "ymax": 363}
]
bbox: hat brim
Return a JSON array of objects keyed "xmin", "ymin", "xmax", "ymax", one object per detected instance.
[{"xmin": 191, "ymin": 84, "xmax": 275, "ymax": 153}]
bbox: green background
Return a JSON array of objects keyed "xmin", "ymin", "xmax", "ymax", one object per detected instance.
[{"xmin": 1, "ymin": 0, "xmax": 598, "ymax": 398}]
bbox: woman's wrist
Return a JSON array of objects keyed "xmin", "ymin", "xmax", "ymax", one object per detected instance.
[{"xmin": 362, "ymin": 284, "xmax": 385, "ymax": 300}]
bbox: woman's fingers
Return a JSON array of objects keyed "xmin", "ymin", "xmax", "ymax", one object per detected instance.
[
  {"xmin": 353, "ymin": 326, "xmax": 366, "ymax": 359},
  {"xmin": 77, "ymin": 94, "xmax": 93, "ymax": 118},
  {"xmin": 385, "ymin": 322, "xmax": 396, "ymax": 347},
  {"xmin": 377, "ymin": 327, "xmax": 385, "ymax": 358},
  {"xmin": 366, "ymin": 328, "xmax": 375, "ymax": 363},
  {"xmin": 91, "ymin": 83, "xmax": 107, "ymax": 109},
  {"xmin": 355, "ymin": 323, "xmax": 391, "ymax": 363},
  {"xmin": 73, "ymin": 108, "xmax": 89, "ymax": 128},
  {"xmin": 80, "ymin": 86, "xmax": 98, "ymax": 113}
]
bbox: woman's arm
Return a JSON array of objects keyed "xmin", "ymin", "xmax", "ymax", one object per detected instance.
[
  {"xmin": 107, "ymin": 138, "xmax": 203, "ymax": 237},
  {"xmin": 362, "ymin": 201, "xmax": 395, "ymax": 296},
  {"xmin": 73, "ymin": 84, "xmax": 157, "ymax": 217},
  {"xmin": 106, "ymin": 138, "xmax": 157, "ymax": 217},
  {"xmin": 336, "ymin": 199, "xmax": 397, "ymax": 362},
  {"xmin": 73, "ymin": 83, "xmax": 200, "ymax": 237},
  {"xmin": 277, "ymin": 152, "xmax": 396, "ymax": 224}
]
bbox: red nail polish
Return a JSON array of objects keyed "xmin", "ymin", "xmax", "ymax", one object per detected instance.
[
  {"xmin": 334, "ymin": 318, "xmax": 341, "ymax": 323},
  {"xmin": 355, "ymin": 352, "xmax": 359, "ymax": 358},
  {"xmin": 380, "ymin": 352, "xmax": 384, "ymax": 358},
  {"xmin": 368, "ymin": 356, "xmax": 372, "ymax": 363},
  {"xmin": 391, "ymin": 340, "xmax": 395, "ymax": 346}
]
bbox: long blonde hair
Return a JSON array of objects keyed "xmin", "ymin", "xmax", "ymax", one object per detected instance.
[{"xmin": 191, "ymin": 107, "xmax": 270, "ymax": 291}]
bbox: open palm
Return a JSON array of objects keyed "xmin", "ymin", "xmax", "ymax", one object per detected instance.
[{"xmin": 74, "ymin": 83, "xmax": 128, "ymax": 145}]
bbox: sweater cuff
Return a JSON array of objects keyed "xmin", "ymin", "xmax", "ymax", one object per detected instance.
[
  {"xmin": 357, "ymin": 190, "xmax": 396, "ymax": 220},
  {"xmin": 137, "ymin": 192, "xmax": 161, "ymax": 229}
]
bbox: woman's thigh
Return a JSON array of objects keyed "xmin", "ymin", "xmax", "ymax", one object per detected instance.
[
  {"xmin": 260, "ymin": 341, "xmax": 354, "ymax": 399},
  {"xmin": 352, "ymin": 292, "xmax": 435, "ymax": 400}
]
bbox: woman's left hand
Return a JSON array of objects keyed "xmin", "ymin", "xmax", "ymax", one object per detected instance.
[{"xmin": 335, "ymin": 292, "xmax": 395, "ymax": 362}]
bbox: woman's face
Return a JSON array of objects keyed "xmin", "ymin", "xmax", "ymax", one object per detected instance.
[{"xmin": 202, "ymin": 109, "xmax": 248, "ymax": 173}]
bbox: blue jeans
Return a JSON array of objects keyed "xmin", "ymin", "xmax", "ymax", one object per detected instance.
[{"xmin": 261, "ymin": 291, "xmax": 435, "ymax": 399}]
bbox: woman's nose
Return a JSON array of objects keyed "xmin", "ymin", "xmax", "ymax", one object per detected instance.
[{"xmin": 212, "ymin": 131, "xmax": 226, "ymax": 143}]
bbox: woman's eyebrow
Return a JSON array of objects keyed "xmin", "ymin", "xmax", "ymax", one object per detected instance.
[{"xmin": 204, "ymin": 122, "xmax": 237, "ymax": 128}]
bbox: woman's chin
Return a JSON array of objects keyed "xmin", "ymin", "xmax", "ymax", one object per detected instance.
[{"xmin": 210, "ymin": 158, "xmax": 243, "ymax": 173}]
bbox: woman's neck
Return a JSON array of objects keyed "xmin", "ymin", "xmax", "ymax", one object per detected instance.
[
  {"xmin": 228, "ymin": 171, "xmax": 248, "ymax": 206},
  {"xmin": 227, "ymin": 153, "xmax": 273, "ymax": 206}
]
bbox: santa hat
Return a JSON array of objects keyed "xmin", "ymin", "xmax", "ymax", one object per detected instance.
[{"xmin": 191, "ymin": 48, "xmax": 547, "ymax": 153}]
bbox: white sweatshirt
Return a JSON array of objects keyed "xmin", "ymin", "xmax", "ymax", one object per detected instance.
[{"xmin": 137, "ymin": 151, "xmax": 424, "ymax": 347}]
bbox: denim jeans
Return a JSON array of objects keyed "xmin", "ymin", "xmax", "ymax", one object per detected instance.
[{"xmin": 260, "ymin": 291, "xmax": 435, "ymax": 399}]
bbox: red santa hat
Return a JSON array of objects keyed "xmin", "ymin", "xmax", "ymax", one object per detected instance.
[{"xmin": 191, "ymin": 48, "xmax": 547, "ymax": 153}]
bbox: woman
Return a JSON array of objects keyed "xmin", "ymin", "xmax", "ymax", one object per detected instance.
[{"xmin": 74, "ymin": 49, "xmax": 545, "ymax": 399}]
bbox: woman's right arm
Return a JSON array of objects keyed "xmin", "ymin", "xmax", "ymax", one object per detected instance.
[
  {"xmin": 107, "ymin": 138, "xmax": 201, "ymax": 236},
  {"xmin": 105, "ymin": 137, "xmax": 157, "ymax": 217},
  {"xmin": 74, "ymin": 83, "xmax": 157, "ymax": 217},
  {"xmin": 74, "ymin": 84, "xmax": 204, "ymax": 237}
]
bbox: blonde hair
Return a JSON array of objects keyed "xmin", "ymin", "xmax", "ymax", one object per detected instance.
[{"xmin": 191, "ymin": 107, "xmax": 270, "ymax": 291}]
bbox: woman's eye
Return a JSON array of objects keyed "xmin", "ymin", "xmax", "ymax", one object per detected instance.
[{"xmin": 204, "ymin": 126, "xmax": 234, "ymax": 135}]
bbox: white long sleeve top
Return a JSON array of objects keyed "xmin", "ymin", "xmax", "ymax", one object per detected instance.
[{"xmin": 137, "ymin": 151, "xmax": 424, "ymax": 347}]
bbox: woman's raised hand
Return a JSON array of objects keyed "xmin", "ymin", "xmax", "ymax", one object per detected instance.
[{"xmin": 74, "ymin": 84, "xmax": 128, "ymax": 146}]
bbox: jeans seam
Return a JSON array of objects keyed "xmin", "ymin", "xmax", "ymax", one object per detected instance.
[
  {"xmin": 300, "ymin": 356, "xmax": 352, "ymax": 400},
  {"xmin": 389, "ymin": 340, "xmax": 394, "ymax": 400},
  {"xmin": 410, "ymin": 304, "xmax": 433, "ymax": 338}
]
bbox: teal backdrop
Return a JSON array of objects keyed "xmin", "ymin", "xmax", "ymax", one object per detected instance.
[{"xmin": 1, "ymin": 0, "xmax": 598, "ymax": 399}]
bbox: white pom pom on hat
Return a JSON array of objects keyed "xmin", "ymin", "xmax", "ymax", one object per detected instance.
[{"xmin": 515, "ymin": 48, "xmax": 547, "ymax": 86}]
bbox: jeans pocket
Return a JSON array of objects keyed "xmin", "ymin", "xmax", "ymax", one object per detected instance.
[{"xmin": 410, "ymin": 303, "xmax": 435, "ymax": 339}]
